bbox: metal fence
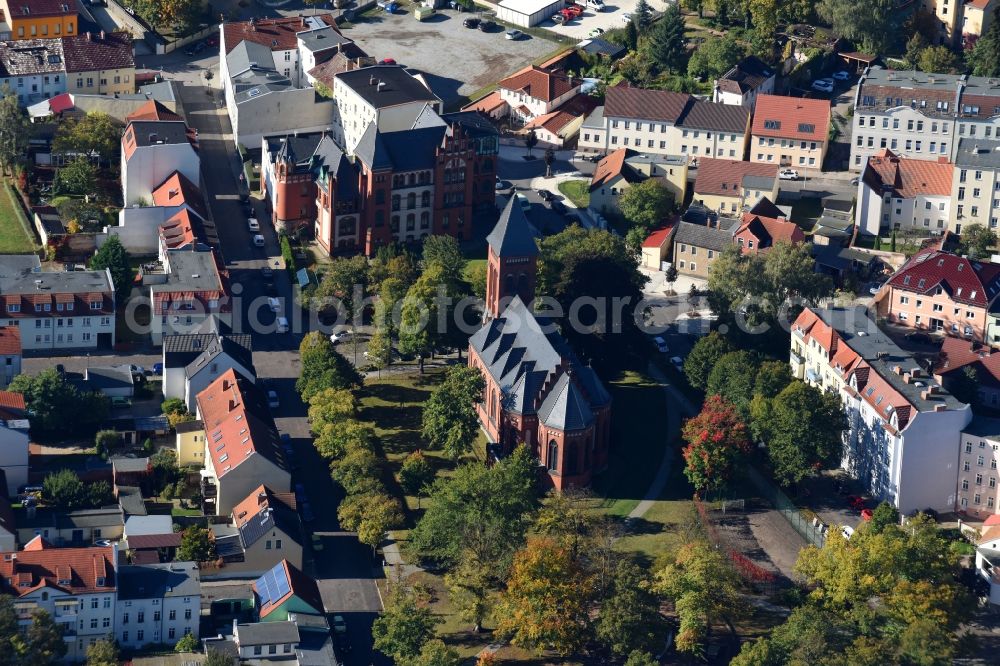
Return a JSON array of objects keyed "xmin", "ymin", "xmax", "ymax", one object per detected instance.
[{"xmin": 746, "ymin": 466, "xmax": 827, "ymax": 549}]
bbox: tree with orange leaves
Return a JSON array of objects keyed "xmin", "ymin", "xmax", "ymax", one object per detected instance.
[{"xmin": 680, "ymin": 394, "xmax": 751, "ymax": 496}]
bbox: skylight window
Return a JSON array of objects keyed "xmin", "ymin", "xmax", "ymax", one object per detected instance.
[
  {"xmin": 219, "ymin": 453, "xmax": 229, "ymax": 463},
  {"xmin": 866, "ymin": 387, "xmax": 875, "ymax": 396}
]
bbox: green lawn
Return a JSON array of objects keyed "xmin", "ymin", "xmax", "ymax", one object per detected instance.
[
  {"xmin": 0, "ymin": 182, "xmax": 37, "ymax": 254},
  {"xmin": 558, "ymin": 179, "xmax": 590, "ymax": 209}
]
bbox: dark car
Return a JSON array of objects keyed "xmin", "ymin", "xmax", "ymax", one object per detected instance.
[
  {"xmin": 537, "ymin": 189, "xmax": 554, "ymax": 202},
  {"xmin": 479, "ymin": 20, "xmax": 497, "ymax": 31},
  {"xmin": 463, "ymin": 16, "xmax": 480, "ymax": 28},
  {"xmin": 585, "ymin": 153, "xmax": 602, "ymax": 163}
]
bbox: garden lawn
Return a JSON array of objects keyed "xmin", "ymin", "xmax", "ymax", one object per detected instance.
[
  {"xmin": 558, "ymin": 179, "xmax": 590, "ymax": 209},
  {"xmin": 0, "ymin": 182, "xmax": 36, "ymax": 254}
]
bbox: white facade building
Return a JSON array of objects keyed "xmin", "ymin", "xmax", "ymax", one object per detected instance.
[
  {"xmin": 116, "ymin": 562, "xmax": 200, "ymax": 649},
  {"xmin": 854, "ymin": 149, "xmax": 954, "ymax": 235},
  {"xmin": 121, "ymin": 120, "xmax": 200, "ymax": 206}
]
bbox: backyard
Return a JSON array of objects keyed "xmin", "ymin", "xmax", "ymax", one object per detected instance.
[{"xmin": 0, "ymin": 181, "xmax": 37, "ymax": 254}]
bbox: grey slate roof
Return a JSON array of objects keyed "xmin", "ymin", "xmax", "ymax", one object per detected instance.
[
  {"xmin": 673, "ymin": 221, "xmax": 735, "ymax": 251},
  {"xmin": 184, "ymin": 336, "xmax": 256, "ymax": 380},
  {"xmin": 677, "ymin": 97, "xmax": 749, "ymax": 133},
  {"xmin": 296, "ymin": 26, "xmax": 350, "ymax": 54},
  {"xmin": 335, "ymin": 65, "xmax": 440, "ymax": 109},
  {"xmin": 354, "ymin": 123, "xmax": 445, "ymax": 172},
  {"xmin": 578, "ymin": 37, "xmax": 626, "ymax": 59},
  {"xmin": 954, "ymin": 138, "xmax": 1000, "ymax": 169},
  {"xmin": 716, "ymin": 56, "xmax": 774, "ymax": 95},
  {"xmin": 0, "ymin": 261, "xmax": 110, "ymax": 294},
  {"xmin": 117, "ymin": 485, "xmax": 147, "ymax": 516},
  {"xmin": 117, "ymin": 562, "xmax": 200, "ymax": 601},
  {"xmin": 128, "ymin": 120, "xmax": 191, "ymax": 148},
  {"xmin": 538, "ymin": 373, "xmax": 594, "ymax": 431},
  {"xmin": 111, "ymin": 456, "xmax": 150, "ymax": 473},
  {"xmin": 236, "ymin": 620, "xmax": 300, "ymax": 646},
  {"xmin": 19, "ymin": 506, "xmax": 124, "ymax": 530},
  {"xmin": 487, "ymin": 197, "xmax": 539, "ymax": 257},
  {"xmin": 85, "ymin": 365, "xmax": 134, "ymax": 391}
]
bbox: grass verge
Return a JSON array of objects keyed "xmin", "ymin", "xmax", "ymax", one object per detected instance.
[
  {"xmin": 558, "ymin": 179, "xmax": 590, "ymax": 209},
  {"xmin": 0, "ymin": 182, "xmax": 37, "ymax": 254}
]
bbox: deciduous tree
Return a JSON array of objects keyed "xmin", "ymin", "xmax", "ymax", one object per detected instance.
[
  {"xmin": 687, "ymin": 34, "xmax": 746, "ymax": 80},
  {"xmin": 315, "ymin": 419, "xmax": 376, "ymax": 461},
  {"xmin": 683, "ymin": 332, "xmax": 733, "ymax": 390},
  {"xmin": 421, "ymin": 366, "xmax": 485, "ymax": 459},
  {"xmin": 296, "ymin": 331, "xmax": 362, "ymax": 401},
  {"xmin": 817, "ymin": 0, "xmax": 903, "ymax": 55},
  {"xmin": 53, "ymin": 112, "xmax": 121, "ymax": 164},
  {"xmin": 23, "ymin": 609, "xmax": 68, "ymax": 664},
  {"xmin": 957, "ymin": 223, "xmax": 998, "ymax": 260},
  {"xmin": 0, "ymin": 83, "xmax": 28, "ymax": 176},
  {"xmin": 86, "ymin": 638, "xmax": 119, "ymax": 666},
  {"xmin": 337, "ymin": 492, "xmax": 402, "ymax": 553},
  {"xmin": 372, "ymin": 589, "xmax": 440, "ymax": 662},
  {"xmin": 618, "ymin": 179, "xmax": 673, "ymax": 233},
  {"xmin": 681, "ymin": 395, "xmax": 751, "ymax": 495},
  {"xmin": 88, "ymin": 235, "xmax": 133, "ymax": 301},
  {"xmin": 178, "ymin": 526, "xmax": 214, "ymax": 562},
  {"xmin": 307, "ymin": 388, "xmax": 356, "ymax": 433},
  {"xmin": 398, "ymin": 451, "xmax": 435, "ymax": 500},
  {"xmin": 421, "ymin": 234, "xmax": 467, "ymax": 287},
  {"xmin": 596, "ymin": 560, "xmax": 663, "ymax": 657},
  {"xmin": 331, "ymin": 447, "xmax": 383, "ymax": 496},
  {"xmin": 918, "ymin": 45, "xmax": 959, "ymax": 73},
  {"xmin": 404, "ymin": 639, "xmax": 462, "ymax": 666},
  {"xmin": 9, "ymin": 369, "xmax": 108, "ymax": 438},
  {"xmin": 968, "ymin": 7, "xmax": 1000, "ymax": 76},
  {"xmin": 706, "ymin": 350, "xmax": 761, "ymax": 416},
  {"xmin": 56, "ymin": 159, "xmax": 98, "ymax": 195}
]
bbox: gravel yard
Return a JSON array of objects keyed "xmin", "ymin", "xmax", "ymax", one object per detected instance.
[{"xmin": 340, "ymin": 7, "xmax": 561, "ymax": 107}]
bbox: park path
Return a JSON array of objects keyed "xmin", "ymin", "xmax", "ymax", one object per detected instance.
[{"xmin": 628, "ymin": 363, "xmax": 697, "ymax": 520}]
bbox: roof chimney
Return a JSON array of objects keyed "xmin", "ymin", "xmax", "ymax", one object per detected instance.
[
  {"xmin": 369, "ymin": 75, "xmax": 376, "ymax": 86},
  {"xmin": 934, "ymin": 404, "xmax": 947, "ymax": 412},
  {"xmin": 378, "ymin": 81, "xmax": 387, "ymax": 92},
  {"xmin": 100, "ymin": 30, "xmax": 105, "ymax": 40},
  {"xmin": 86, "ymin": 31, "xmax": 91, "ymax": 41}
]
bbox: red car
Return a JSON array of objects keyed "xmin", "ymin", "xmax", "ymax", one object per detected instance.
[
  {"xmin": 380, "ymin": 58, "xmax": 397, "ymax": 65},
  {"xmin": 861, "ymin": 508, "xmax": 873, "ymax": 521},
  {"xmin": 847, "ymin": 495, "xmax": 866, "ymax": 511}
]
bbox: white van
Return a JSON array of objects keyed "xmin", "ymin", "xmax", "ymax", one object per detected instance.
[
  {"xmin": 586, "ymin": 0, "xmax": 604, "ymax": 10},
  {"xmin": 276, "ymin": 316, "xmax": 289, "ymax": 333}
]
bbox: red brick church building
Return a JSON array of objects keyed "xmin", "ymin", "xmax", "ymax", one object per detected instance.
[{"xmin": 468, "ymin": 199, "xmax": 612, "ymax": 489}]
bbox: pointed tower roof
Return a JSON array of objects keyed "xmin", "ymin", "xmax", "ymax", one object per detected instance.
[
  {"xmin": 488, "ymin": 197, "xmax": 539, "ymax": 257},
  {"xmin": 538, "ymin": 373, "xmax": 595, "ymax": 431}
]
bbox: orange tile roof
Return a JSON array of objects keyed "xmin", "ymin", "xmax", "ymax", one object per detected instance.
[
  {"xmin": 223, "ymin": 15, "xmax": 339, "ymax": 54},
  {"xmin": 0, "ymin": 391, "xmax": 25, "ymax": 413},
  {"xmin": 863, "ymin": 149, "xmax": 953, "ymax": 198},
  {"xmin": 232, "ymin": 484, "xmax": 296, "ymax": 528},
  {"xmin": 497, "ymin": 65, "xmax": 580, "ymax": 103},
  {"xmin": 462, "ymin": 90, "xmax": 507, "ymax": 115},
  {"xmin": 0, "ymin": 326, "xmax": 20, "ymax": 356},
  {"xmin": 590, "ymin": 148, "xmax": 628, "ymax": 191},
  {"xmin": 752, "ymin": 94, "xmax": 831, "ymax": 142},
  {"xmin": 159, "ymin": 210, "xmax": 202, "ymax": 250},
  {"xmin": 196, "ymin": 369, "xmax": 284, "ymax": 479},
  {"xmin": 152, "ymin": 171, "xmax": 209, "ymax": 221},
  {"xmin": 693, "ymin": 158, "xmax": 778, "ymax": 197},
  {"xmin": 0, "ymin": 542, "xmax": 116, "ymax": 597},
  {"xmin": 735, "ymin": 212, "xmax": 806, "ymax": 250},
  {"xmin": 126, "ymin": 100, "xmax": 181, "ymax": 123}
]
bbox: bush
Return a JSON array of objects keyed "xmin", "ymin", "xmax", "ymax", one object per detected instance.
[
  {"xmin": 162, "ymin": 398, "xmax": 186, "ymax": 415},
  {"xmin": 174, "ymin": 633, "xmax": 199, "ymax": 653},
  {"xmin": 94, "ymin": 429, "xmax": 121, "ymax": 457},
  {"xmin": 280, "ymin": 235, "xmax": 297, "ymax": 276}
]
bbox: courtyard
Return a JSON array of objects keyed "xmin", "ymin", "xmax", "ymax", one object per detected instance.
[{"xmin": 340, "ymin": 4, "xmax": 564, "ymax": 107}]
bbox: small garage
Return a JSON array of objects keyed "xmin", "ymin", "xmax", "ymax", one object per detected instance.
[{"xmin": 497, "ymin": 0, "xmax": 565, "ymax": 28}]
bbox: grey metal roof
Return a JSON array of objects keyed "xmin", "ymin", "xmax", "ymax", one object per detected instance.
[
  {"xmin": 963, "ymin": 416, "xmax": 1000, "ymax": 441},
  {"xmin": 578, "ymin": 38, "xmax": 626, "ymax": 59},
  {"xmin": 810, "ymin": 245, "xmax": 875, "ymax": 271},
  {"xmin": 137, "ymin": 81, "xmax": 179, "ymax": 103},
  {"xmin": 296, "ymin": 632, "xmax": 337, "ymax": 666},
  {"xmin": 335, "ymin": 65, "xmax": 440, "ymax": 109},
  {"xmin": 226, "ymin": 40, "xmax": 274, "ymax": 79},
  {"xmin": 117, "ymin": 562, "xmax": 200, "ymax": 601},
  {"xmin": 0, "ymin": 261, "xmax": 110, "ymax": 294},
  {"xmin": 148, "ymin": 251, "xmax": 224, "ymax": 295},
  {"xmin": 538, "ymin": 373, "xmax": 594, "ymax": 431},
  {"xmin": 297, "ymin": 26, "xmax": 350, "ymax": 53},
  {"xmin": 581, "ymin": 105, "xmax": 604, "ymax": 129},
  {"xmin": 184, "ymin": 336, "xmax": 256, "ymax": 380},
  {"xmin": 111, "ymin": 456, "xmax": 150, "ymax": 473},
  {"xmin": 954, "ymin": 138, "xmax": 1000, "ymax": 169},
  {"xmin": 84, "ymin": 365, "xmax": 134, "ymax": 391},
  {"xmin": 673, "ymin": 221, "xmax": 735, "ymax": 251},
  {"xmin": 236, "ymin": 620, "xmax": 300, "ymax": 646},
  {"xmin": 117, "ymin": 485, "xmax": 147, "ymax": 517},
  {"xmin": 487, "ymin": 197, "xmax": 539, "ymax": 257},
  {"xmin": 742, "ymin": 174, "xmax": 776, "ymax": 190},
  {"xmin": 677, "ymin": 97, "xmax": 749, "ymax": 133},
  {"xmin": 809, "ymin": 306, "xmax": 967, "ymax": 413},
  {"xmin": 128, "ymin": 120, "xmax": 191, "ymax": 148}
]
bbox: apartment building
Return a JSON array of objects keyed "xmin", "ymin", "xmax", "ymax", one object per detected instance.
[
  {"xmin": 0, "ymin": 390, "xmax": 28, "ymax": 495},
  {"xmin": 874, "ymin": 248, "xmax": 1000, "ymax": 341},
  {"xmin": 934, "ymin": 336, "xmax": 1000, "ymax": 407},
  {"xmin": 790, "ymin": 306, "xmax": 972, "ymax": 515},
  {"xmin": 692, "ymin": 157, "xmax": 779, "ymax": 214},
  {"xmin": 851, "ymin": 66, "xmax": 1000, "ymax": 169},
  {"xmin": 0, "ymin": 256, "xmax": 115, "ymax": 352},
  {"xmin": 958, "ymin": 417, "xmax": 1000, "ymax": 517},
  {"xmin": 0, "ymin": 37, "xmax": 65, "ymax": 105},
  {"xmin": 951, "ymin": 138, "xmax": 1000, "ymax": 231},
  {"xmin": 195, "ymin": 369, "xmax": 290, "ymax": 516},
  {"xmin": 62, "ymin": 31, "xmax": 134, "ymax": 97},
  {"xmin": 116, "ymin": 562, "xmax": 200, "ymax": 649},
  {"xmin": 750, "ymin": 94, "xmax": 831, "ymax": 170},
  {"xmin": 144, "ymin": 249, "xmax": 231, "ymax": 346},
  {"xmin": 924, "ymin": 0, "xmax": 963, "ymax": 44},
  {"xmin": 0, "ymin": 325, "xmax": 21, "ymax": 388},
  {"xmin": 712, "ymin": 55, "xmax": 776, "ymax": 109},
  {"xmin": 963, "ymin": 0, "xmax": 999, "ymax": 44},
  {"xmin": 0, "ymin": 0, "xmax": 76, "ymax": 41},
  {"xmin": 578, "ymin": 85, "xmax": 750, "ymax": 161},
  {"xmin": 855, "ymin": 149, "xmax": 954, "ymax": 235},
  {"xmin": 495, "ymin": 64, "xmax": 581, "ymax": 123},
  {"xmin": 0, "ymin": 540, "xmax": 117, "ymax": 661},
  {"xmin": 212, "ymin": 485, "xmax": 303, "ymax": 577},
  {"xmin": 121, "ymin": 118, "xmax": 200, "ymax": 206}
]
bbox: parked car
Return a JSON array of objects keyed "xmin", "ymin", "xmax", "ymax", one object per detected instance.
[
  {"xmin": 551, "ymin": 12, "xmax": 566, "ymax": 22},
  {"xmin": 311, "ymin": 533, "xmax": 324, "ymax": 551},
  {"xmin": 841, "ymin": 525, "xmax": 855, "ymax": 539},
  {"xmin": 151, "ymin": 362, "xmax": 163, "ymax": 375},
  {"xmin": 586, "ymin": 0, "xmax": 605, "ymax": 10},
  {"xmin": 129, "ymin": 364, "xmax": 145, "ymax": 375},
  {"xmin": 653, "ymin": 336, "xmax": 669, "ymax": 353},
  {"xmin": 300, "ymin": 502, "xmax": 315, "ymax": 522},
  {"xmin": 330, "ymin": 331, "xmax": 348, "ymax": 344},
  {"xmin": 778, "ymin": 168, "xmax": 799, "ymax": 180},
  {"xmin": 276, "ymin": 317, "xmax": 289, "ymax": 333},
  {"xmin": 537, "ymin": 189, "xmax": 554, "ymax": 201},
  {"xmin": 247, "ymin": 218, "xmax": 260, "ymax": 231},
  {"xmin": 252, "ymin": 234, "xmax": 265, "ymax": 247},
  {"xmin": 505, "ymin": 29, "xmax": 523, "ymax": 40},
  {"xmin": 515, "ymin": 193, "xmax": 530, "ymax": 211},
  {"xmin": 670, "ymin": 356, "xmax": 684, "ymax": 371},
  {"xmin": 480, "ymin": 20, "xmax": 496, "ymax": 31},
  {"xmin": 811, "ymin": 78, "xmax": 834, "ymax": 93},
  {"xmin": 463, "ymin": 16, "xmax": 480, "ymax": 28},
  {"xmin": 588, "ymin": 27, "xmax": 605, "ymax": 38},
  {"xmin": 294, "ymin": 481, "xmax": 306, "ymax": 502},
  {"xmin": 267, "ymin": 297, "xmax": 281, "ymax": 313},
  {"xmin": 267, "ymin": 390, "xmax": 280, "ymax": 409},
  {"xmin": 332, "ymin": 615, "xmax": 351, "ymax": 652},
  {"xmin": 832, "ymin": 70, "xmax": 851, "ymax": 81},
  {"xmin": 380, "ymin": 57, "xmax": 397, "ymax": 65},
  {"xmin": 621, "ymin": 12, "xmax": 633, "ymax": 23}
]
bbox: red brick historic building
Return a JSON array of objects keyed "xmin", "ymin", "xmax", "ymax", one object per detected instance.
[{"xmin": 468, "ymin": 199, "xmax": 612, "ymax": 489}]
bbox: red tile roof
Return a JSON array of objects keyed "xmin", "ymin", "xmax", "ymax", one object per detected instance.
[
  {"xmin": 590, "ymin": 148, "xmax": 628, "ymax": 190},
  {"xmin": 642, "ymin": 224, "xmax": 675, "ymax": 249},
  {"xmin": 255, "ymin": 559, "xmax": 323, "ymax": 619},
  {"xmin": 734, "ymin": 211, "xmax": 805, "ymax": 251},
  {"xmin": 863, "ymin": 149, "xmax": 953, "ymax": 198},
  {"xmin": 61, "ymin": 32, "xmax": 134, "ymax": 74},
  {"xmin": 0, "ymin": 326, "xmax": 20, "ymax": 356},
  {"xmin": 462, "ymin": 90, "xmax": 507, "ymax": 115},
  {"xmin": 127, "ymin": 533, "xmax": 183, "ymax": 550},
  {"xmin": 886, "ymin": 249, "xmax": 1000, "ymax": 308},
  {"xmin": 0, "ymin": 542, "xmax": 116, "ymax": 597},
  {"xmin": 223, "ymin": 15, "xmax": 339, "ymax": 54},
  {"xmin": 127, "ymin": 100, "xmax": 181, "ymax": 123},
  {"xmin": 693, "ymin": 158, "xmax": 778, "ymax": 197},
  {"xmin": 159, "ymin": 210, "xmax": 203, "ymax": 250},
  {"xmin": 498, "ymin": 66, "xmax": 580, "ymax": 103},
  {"xmin": 935, "ymin": 336, "xmax": 1000, "ymax": 387},
  {"xmin": 7, "ymin": 0, "xmax": 75, "ymax": 18},
  {"xmin": 751, "ymin": 94, "xmax": 831, "ymax": 142},
  {"xmin": 232, "ymin": 484, "xmax": 296, "ymax": 528},
  {"xmin": 152, "ymin": 171, "xmax": 209, "ymax": 221}
]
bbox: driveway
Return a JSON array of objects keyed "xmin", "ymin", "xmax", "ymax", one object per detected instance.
[{"xmin": 338, "ymin": 8, "xmax": 559, "ymax": 106}]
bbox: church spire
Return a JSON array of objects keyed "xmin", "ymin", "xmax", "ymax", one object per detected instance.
[{"xmin": 485, "ymin": 197, "xmax": 539, "ymax": 318}]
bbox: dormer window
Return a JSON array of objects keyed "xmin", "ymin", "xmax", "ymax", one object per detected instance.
[
  {"xmin": 917, "ymin": 278, "xmax": 926, "ymax": 289},
  {"xmin": 96, "ymin": 577, "xmax": 105, "ymax": 587},
  {"xmin": 90, "ymin": 301, "xmax": 101, "ymax": 310}
]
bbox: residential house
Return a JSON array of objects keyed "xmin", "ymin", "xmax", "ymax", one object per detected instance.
[
  {"xmin": 811, "ymin": 245, "xmax": 879, "ymax": 283},
  {"xmin": 521, "ymin": 93, "xmax": 599, "ymax": 148},
  {"xmin": 692, "ymin": 157, "xmax": 779, "ymax": 215},
  {"xmin": 578, "ymin": 85, "xmax": 750, "ymax": 161},
  {"xmin": 577, "ymin": 37, "xmax": 626, "ymax": 61},
  {"xmin": 672, "ymin": 218, "xmax": 738, "ymax": 279},
  {"xmin": 116, "ymin": 562, "xmax": 199, "ymax": 648},
  {"xmin": 231, "ymin": 620, "xmax": 301, "ymax": 660},
  {"xmin": 0, "ymin": 540, "xmax": 116, "ymax": 661},
  {"xmin": 253, "ymin": 559, "xmax": 323, "ymax": 622},
  {"xmin": 261, "ymin": 132, "xmax": 348, "ymax": 234},
  {"xmin": 491, "ymin": 65, "xmax": 580, "ymax": 126},
  {"xmin": 0, "ymin": 325, "xmax": 21, "ymax": 388},
  {"xmin": 855, "ymin": 149, "xmax": 954, "ymax": 235},
  {"xmin": 195, "ymin": 370, "xmax": 290, "ymax": 516},
  {"xmin": 0, "ymin": 257, "xmax": 116, "ymax": 351},
  {"xmin": 963, "ymin": 0, "xmax": 998, "ymax": 45},
  {"xmin": 750, "ymin": 94, "xmax": 831, "ymax": 170},
  {"xmin": 212, "ymin": 485, "xmax": 302, "ymax": 577},
  {"xmin": 790, "ymin": 306, "xmax": 972, "ymax": 515},
  {"xmin": 712, "ymin": 55, "xmax": 776, "ymax": 109},
  {"xmin": 161, "ymin": 333, "xmax": 252, "ymax": 402},
  {"xmin": 733, "ymin": 198, "xmax": 806, "ymax": 254},
  {"xmin": 62, "ymin": 31, "xmax": 133, "ymax": 97},
  {"xmin": 951, "ymin": 138, "xmax": 1000, "ymax": 233},
  {"xmin": 180, "ymin": 335, "xmax": 256, "ymax": 414},
  {"xmin": 641, "ymin": 225, "xmax": 675, "ymax": 270},
  {"xmin": 143, "ymin": 248, "xmax": 231, "ymax": 345},
  {"xmin": 975, "ymin": 512, "xmax": 1000, "ymax": 604},
  {"xmin": 83, "ymin": 365, "xmax": 134, "ymax": 398},
  {"xmin": 121, "ymin": 118, "xmax": 199, "ymax": 206},
  {"xmin": 331, "ymin": 64, "xmax": 441, "ymax": 152},
  {"xmin": 588, "ymin": 148, "xmax": 687, "ymax": 217},
  {"xmin": 0, "ymin": 0, "xmax": 76, "ymax": 41},
  {"xmin": 220, "ymin": 15, "xmax": 340, "ymax": 89},
  {"xmin": 112, "ymin": 458, "xmax": 152, "ymax": 492},
  {"xmin": 15, "ymin": 506, "xmax": 124, "ymax": 546},
  {"xmin": 0, "ymin": 391, "xmax": 28, "ymax": 495},
  {"xmin": 957, "ymin": 417, "xmax": 1000, "ymax": 517},
  {"xmin": 174, "ymin": 420, "xmax": 206, "ymax": 467},
  {"xmin": 851, "ymin": 66, "xmax": 1000, "ymax": 168},
  {"xmin": 468, "ymin": 199, "xmax": 612, "ymax": 490},
  {"xmin": 934, "ymin": 336, "xmax": 1000, "ymax": 406},
  {"xmin": 873, "ymin": 248, "xmax": 1000, "ymax": 341},
  {"xmin": 0, "ymin": 37, "xmax": 65, "ymax": 105}
]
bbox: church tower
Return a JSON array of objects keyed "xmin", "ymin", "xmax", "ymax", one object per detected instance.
[{"xmin": 485, "ymin": 197, "xmax": 539, "ymax": 318}]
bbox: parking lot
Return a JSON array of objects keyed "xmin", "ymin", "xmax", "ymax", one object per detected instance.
[
  {"xmin": 543, "ymin": 0, "xmax": 670, "ymax": 40},
  {"xmin": 340, "ymin": 7, "xmax": 560, "ymax": 106}
]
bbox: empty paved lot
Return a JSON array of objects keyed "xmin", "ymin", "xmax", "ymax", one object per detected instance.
[{"xmin": 340, "ymin": 8, "xmax": 561, "ymax": 106}]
